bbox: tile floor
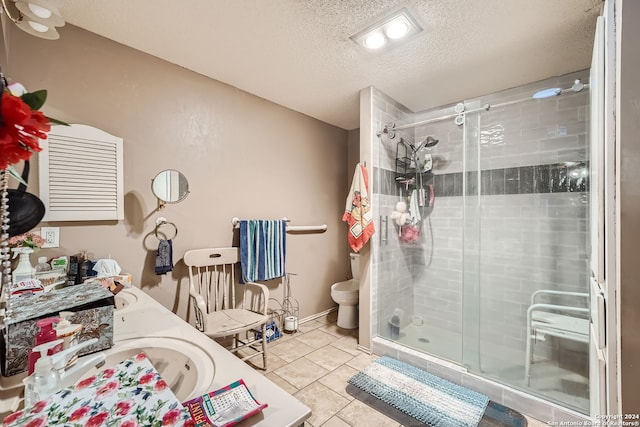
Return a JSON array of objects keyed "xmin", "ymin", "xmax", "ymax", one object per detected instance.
[{"xmin": 238, "ymin": 311, "xmax": 549, "ymax": 427}]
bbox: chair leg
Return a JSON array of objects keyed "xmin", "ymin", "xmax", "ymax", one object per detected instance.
[
  {"xmin": 261, "ymin": 323, "xmax": 268, "ymax": 370},
  {"xmin": 525, "ymin": 325, "xmax": 533, "ymax": 386}
]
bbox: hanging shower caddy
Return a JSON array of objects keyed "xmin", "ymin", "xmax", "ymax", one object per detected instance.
[{"xmin": 394, "ymin": 138, "xmax": 434, "ymax": 200}]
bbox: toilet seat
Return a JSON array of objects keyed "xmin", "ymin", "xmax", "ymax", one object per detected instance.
[{"xmin": 332, "ymin": 279, "xmax": 359, "ymax": 293}]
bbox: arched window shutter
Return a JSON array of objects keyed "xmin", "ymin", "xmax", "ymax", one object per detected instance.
[{"xmin": 38, "ymin": 124, "xmax": 124, "ymax": 221}]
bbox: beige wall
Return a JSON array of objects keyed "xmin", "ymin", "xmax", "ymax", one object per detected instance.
[
  {"xmin": 1, "ymin": 24, "xmax": 350, "ymax": 322},
  {"xmin": 617, "ymin": 0, "xmax": 640, "ymax": 414}
]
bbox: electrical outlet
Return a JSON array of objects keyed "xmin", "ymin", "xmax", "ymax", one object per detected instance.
[{"xmin": 40, "ymin": 227, "xmax": 60, "ymax": 248}]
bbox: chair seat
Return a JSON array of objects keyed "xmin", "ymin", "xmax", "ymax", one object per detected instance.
[
  {"xmin": 204, "ymin": 309, "xmax": 268, "ymax": 338},
  {"xmin": 531, "ymin": 312, "xmax": 589, "ymax": 343}
]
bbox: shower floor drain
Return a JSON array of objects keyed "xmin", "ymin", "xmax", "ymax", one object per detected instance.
[{"xmin": 418, "ymin": 337, "xmax": 430, "ymax": 344}]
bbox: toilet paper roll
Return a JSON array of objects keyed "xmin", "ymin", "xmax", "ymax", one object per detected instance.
[{"xmin": 284, "ymin": 316, "xmax": 298, "ymax": 331}]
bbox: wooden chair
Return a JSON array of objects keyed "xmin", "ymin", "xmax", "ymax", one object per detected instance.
[{"xmin": 184, "ymin": 247, "xmax": 269, "ymax": 369}]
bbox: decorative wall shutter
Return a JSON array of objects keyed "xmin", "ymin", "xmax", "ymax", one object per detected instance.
[{"xmin": 38, "ymin": 124, "xmax": 124, "ymax": 221}]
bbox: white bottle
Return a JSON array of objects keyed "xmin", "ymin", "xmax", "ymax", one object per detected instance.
[
  {"xmin": 32, "ymin": 355, "xmax": 62, "ymax": 399},
  {"xmin": 11, "ymin": 247, "xmax": 34, "ymax": 283},
  {"xmin": 23, "ymin": 340, "xmax": 63, "ymax": 407}
]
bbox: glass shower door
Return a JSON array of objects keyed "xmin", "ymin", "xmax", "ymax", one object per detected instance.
[
  {"xmin": 375, "ymin": 108, "xmax": 467, "ymax": 366},
  {"xmin": 465, "ymin": 95, "xmax": 591, "ymax": 414}
]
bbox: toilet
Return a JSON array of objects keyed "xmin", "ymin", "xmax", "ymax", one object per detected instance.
[{"xmin": 331, "ymin": 253, "xmax": 360, "ymax": 329}]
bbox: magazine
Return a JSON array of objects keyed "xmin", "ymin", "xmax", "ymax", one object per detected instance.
[{"xmin": 182, "ymin": 379, "xmax": 268, "ymax": 427}]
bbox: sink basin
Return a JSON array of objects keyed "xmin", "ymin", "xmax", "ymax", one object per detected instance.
[
  {"xmin": 77, "ymin": 337, "xmax": 215, "ymax": 401},
  {"xmin": 114, "ymin": 289, "xmax": 139, "ymax": 311}
]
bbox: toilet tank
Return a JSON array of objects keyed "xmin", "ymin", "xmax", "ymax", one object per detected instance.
[{"xmin": 350, "ymin": 253, "xmax": 360, "ymax": 281}]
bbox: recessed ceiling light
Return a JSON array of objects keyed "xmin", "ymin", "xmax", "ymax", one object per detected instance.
[
  {"xmin": 350, "ymin": 8, "xmax": 422, "ymax": 52},
  {"xmin": 385, "ymin": 18, "xmax": 410, "ymax": 39},
  {"xmin": 364, "ymin": 32, "xmax": 386, "ymax": 49}
]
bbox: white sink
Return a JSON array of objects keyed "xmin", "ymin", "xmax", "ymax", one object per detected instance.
[
  {"xmin": 114, "ymin": 289, "xmax": 139, "ymax": 311},
  {"xmin": 77, "ymin": 337, "xmax": 215, "ymax": 402}
]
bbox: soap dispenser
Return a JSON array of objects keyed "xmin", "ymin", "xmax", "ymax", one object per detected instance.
[
  {"xmin": 27, "ymin": 317, "xmax": 62, "ymax": 375},
  {"xmin": 23, "ymin": 339, "xmax": 63, "ymax": 408},
  {"xmin": 77, "ymin": 251, "xmax": 92, "ymax": 284}
]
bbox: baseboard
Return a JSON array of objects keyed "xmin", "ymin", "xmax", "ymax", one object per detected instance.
[
  {"xmin": 356, "ymin": 344, "xmax": 372, "ymax": 355},
  {"xmin": 299, "ymin": 306, "xmax": 337, "ymax": 324}
]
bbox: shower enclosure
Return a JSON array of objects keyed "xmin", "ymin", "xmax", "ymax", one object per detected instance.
[{"xmin": 369, "ymin": 71, "xmax": 591, "ymax": 416}]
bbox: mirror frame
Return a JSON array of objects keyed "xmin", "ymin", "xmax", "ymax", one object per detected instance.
[{"xmin": 151, "ymin": 169, "xmax": 189, "ymax": 207}]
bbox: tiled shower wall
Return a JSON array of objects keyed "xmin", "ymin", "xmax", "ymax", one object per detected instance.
[{"xmin": 372, "ymin": 70, "xmax": 589, "ymax": 365}]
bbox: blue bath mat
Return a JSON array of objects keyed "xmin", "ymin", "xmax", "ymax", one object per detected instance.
[{"xmin": 348, "ymin": 356, "xmax": 489, "ymax": 427}]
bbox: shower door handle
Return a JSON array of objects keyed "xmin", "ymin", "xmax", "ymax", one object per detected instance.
[{"xmin": 381, "ymin": 216, "xmax": 388, "ymax": 244}]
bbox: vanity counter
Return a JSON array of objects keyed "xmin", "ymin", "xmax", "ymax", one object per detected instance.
[
  {"xmin": 113, "ymin": 286, "xmax": 311, "ymax": 427},
  {"xmin": 1, "ymin": 286, "xmax": 311, "ymax": 427}
]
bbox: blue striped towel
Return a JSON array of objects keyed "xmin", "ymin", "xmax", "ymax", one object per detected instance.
[{"xmin": 240, "ymin": 220, "xmax": 287, "ymax": 282}]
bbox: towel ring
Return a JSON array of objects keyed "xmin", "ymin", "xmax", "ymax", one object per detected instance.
[{"xmin": 155, "ymin": 219, "xmax": 178, "ymax": 240}]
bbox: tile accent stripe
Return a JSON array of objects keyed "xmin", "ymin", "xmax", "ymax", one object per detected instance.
[{"xmin": 374, "ymin": 162, "xmax": 589, "ymax": 197}]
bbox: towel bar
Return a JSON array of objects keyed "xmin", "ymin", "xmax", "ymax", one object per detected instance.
[{"xmin": 231, "ymin": 217, "xmax": 327, "ymax": 232}]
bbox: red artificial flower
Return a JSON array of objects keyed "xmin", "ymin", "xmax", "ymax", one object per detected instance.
[
  {"xmin": 0, "ymin": 92, "xmax": 50, "ymax": 169},
  {"xmin": 69, "ymin": 406, "xmax": 90, "ymax": 421},
  {"xmin": 85, "ymin": 412, "xmax": 109, "ymax": 427},
  {"xmin": 134, "ymin": 352, "xmax": 146, "ymax": 361},
  {"xmin": 120, "ymin": 420, "xmax": 139, "ymax": 427},
  {"xmin": 161, "ymin": 408, "xmax": 183, "ymax": 426}
]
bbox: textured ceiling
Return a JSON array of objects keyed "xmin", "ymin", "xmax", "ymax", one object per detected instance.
[{"xmin": 60, "ymin": 0, "xmax": 602, "ymax": 130}]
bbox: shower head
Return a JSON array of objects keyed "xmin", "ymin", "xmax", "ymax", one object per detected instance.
[
  {"xmin": 532, "ymin": 79, "xmax": 588, "ymax": 99},
  {"xmin": 424, "ymin": 136, "xmax": 439, "ymax": 147},
  {"xmin": 410, "ymin": 135, "xmax": 439, "ymax": 152}
]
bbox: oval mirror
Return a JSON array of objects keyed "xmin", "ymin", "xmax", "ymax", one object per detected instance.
[{"xmin": 151, "ymin": 170, "xmax": 189, "ymax": 204}]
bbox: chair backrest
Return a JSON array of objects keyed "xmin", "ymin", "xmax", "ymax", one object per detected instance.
[{"xmin": 184, "ymin": 247, "xmax": 240, "ymax": 330}]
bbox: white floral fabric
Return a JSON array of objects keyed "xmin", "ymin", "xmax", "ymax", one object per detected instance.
[{"xmin": 2, "ymin": 352, "xmax": 193, "ymax": 427}]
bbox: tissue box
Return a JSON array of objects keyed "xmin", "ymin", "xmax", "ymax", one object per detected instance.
[{"xmin": 1, "ymin": 282, "xmax": 115, "ymax": 376}]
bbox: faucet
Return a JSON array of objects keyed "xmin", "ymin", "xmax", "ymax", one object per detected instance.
[{"xmin": 45, "ymin": 338, "xmax": 107, "ymax": 388}]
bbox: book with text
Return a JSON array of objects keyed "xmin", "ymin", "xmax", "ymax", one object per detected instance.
[{"xmin": 182, "ymin": 379, "xmax": 268, "ymax": 427}]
